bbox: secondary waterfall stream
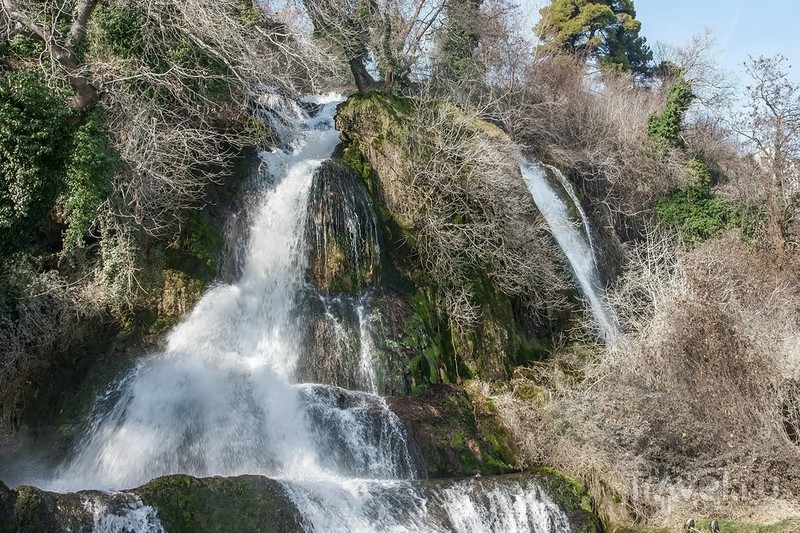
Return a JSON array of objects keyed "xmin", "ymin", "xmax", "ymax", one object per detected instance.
[
  {"xmin": 521, "ymin": 162, "xmax": 617, "ymax": 342},
  {"xmin": 1, "ymin": 96, "xmax": 575, "ymax": 531}
]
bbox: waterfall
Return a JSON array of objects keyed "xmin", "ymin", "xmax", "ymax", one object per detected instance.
[
  {"xmin": 45, "ymin": 94, "xmax": 419, "ymax": 492},
  {"xmin": 1, "ymin": 96, "xmax": 574, "ymax": 532},
  {"xmin": 521, "ymin": 162, "xmax": 617, "ymax": 342},
  {"xmin": 546, "ymin": 164, "xmax": 597, "ymax": 254},
  {"xmin": 356, "ymin": 300, "xmax": 379, "ymax": 393}
]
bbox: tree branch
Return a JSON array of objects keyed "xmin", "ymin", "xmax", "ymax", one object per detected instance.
[{"xmin": 2, "ymin": 0, "xmax": 100, "ymax": 110}]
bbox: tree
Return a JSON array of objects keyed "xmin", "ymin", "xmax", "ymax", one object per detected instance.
[
  {"xmin": 301, "ymin": 0, "xmax": 378, "ymax": 92},
  {"xmin": 735, "ymin": 55, "xmax": 800, "ymax": 260},
  {"xmin": 2, "ymin": 0, "xmax": 101, "ymax": 110},
  {"xmin": 432, "ymin": 0, "xmax": 484, "ymax": 83},
  {"xmin": 647, "ymin": 69, "xmax": 694, "ymax": 148},
  {"xmin": 302, "ymin": 0, "xmax": 446, "ymax": 92},
  {"xmin": 534, "ymin": 0, "xmax": 652, "ymax": 75}
]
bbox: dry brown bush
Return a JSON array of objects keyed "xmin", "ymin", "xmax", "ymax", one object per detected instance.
[
  {"xmin": 398, "ymin": 95, "xmax": 569, "ymax": 330},
  {"xmin": 492, "ymin": 56, "xmax": 687, "ymax": 240},
  {"xmin": 493, "ymin": 233, "xmax": 800, "ymax": 526}
]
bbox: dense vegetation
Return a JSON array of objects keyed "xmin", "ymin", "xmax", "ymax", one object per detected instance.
[{"xmin": 1, "ymin": 0, "xmax": 799, "ymax": 530}]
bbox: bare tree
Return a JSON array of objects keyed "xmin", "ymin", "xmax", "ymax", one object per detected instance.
[
  {"xmin": 1, "ymin": 0, "xmax": 101, "ymax": 110},
  {"xmin": 300, "ymin": 0, "xmax": 446, "ymax": 91},
  {"xmin": 733, "ymin": 55, "xmax": 800, "ymax": 259},
  {"xmin": 651, "ymin": 30, "xmax": 735, "ymax": 110}
]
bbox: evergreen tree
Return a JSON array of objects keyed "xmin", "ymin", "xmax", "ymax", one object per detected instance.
[{"xmin": 534, "ymin": 0, "xmax": 652, "ymax": 74}]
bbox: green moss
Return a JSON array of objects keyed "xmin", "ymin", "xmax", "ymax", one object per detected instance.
[
  {"xmin": 13, "ymin": 486, "xmax": 57, "ymax": 533},
  {"xmin": 532, "ymin": 467, "xmax": 603, "ymax": 532},
  {"xmin": 165, "ymin": 211, "xmax": 221, "ymax": 282},
  {"xmin": 450, "ymin": 432, "xmax": 466, "ymax": 447},
  {"xmin": 137, "ymin": 474, "xmax": 303, "ymax": 533},
  {"xmin": 534, "ymin": 467, "xmax": 594, "ymax": 514}
]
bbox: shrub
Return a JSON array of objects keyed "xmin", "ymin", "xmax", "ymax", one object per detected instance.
[
  {"xmin": 647, "ymin": 71, "xmax": 694, "ymax": 148},
  {"xmin": 0, "ymin": 69, "xmax": 70, "ymax": 255},
  {"xmin": 89, "ymin": 2, "xmax": 145, "ymax": 59},
  {"xmin": 62, "ymin": 110, "xmax": 121, "ymax": 252},
  {"xmin": 656, "ymin": 158, "xmax": 760, "ymax": 244}
]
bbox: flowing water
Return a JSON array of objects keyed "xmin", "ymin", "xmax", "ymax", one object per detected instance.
[
  {"xmin": 3, "ymin": 96, "xmax": 573, "ymax": 532},
  {"xmin": 521, "ymin": 162, "xmax": 618, "ymax": 342}
]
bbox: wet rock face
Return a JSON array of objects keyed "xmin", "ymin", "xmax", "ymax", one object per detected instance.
[
  {"xmin": 137, "ymin": 475, "xmax": 303, "ymax": 532},
  {"xmin": 297, "ymin": 289, "xmax": 428, "ymax": 396},
  {"xmin": 306, "ymin": 160, "xmax": 381, "ymax": 295},
  {"xmin": 0, "ymin": 482, "xmax": 160, "ymax": 532},
  {"xmin": 389, "ymin": 384, "xmax": 518, "ymax": 478},
  {"xmin": 0, "ymin": 475, "xmax": 304, "ymax": 533}
]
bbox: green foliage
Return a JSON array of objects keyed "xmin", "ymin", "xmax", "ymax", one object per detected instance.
[
  {"xmin": 88, "ymin": 3, "xmax": 231, "ymax": 102},
  {"xmin": 0, "ymin": 69, "xmax": 71, "ymax": 255},
  {"xmin": 433, "ymin": 0, "xmax": 485, "ymax": 84},
  {"xmin": 684, "ymin": 155, "xmax": 711, "ymax": 186},
  {"xmin": 535, "ymin": 0, "xmax": 652, "ymax": 74},
  {"xmin": 89, "ymin": 2, "xmax": 145, "ymax": 59},
  {"xmin": 7, "ymin": 33, "xmax": 46, "ymax": 61},
  {"xmin": 165, "ymin": 211, "xmax": 222, "ymax": 282},
  {"xmin": 647, "ymin": 72, "xmax": 694, "ymax": 147},
  {"xmin": 62, "ymin": 110, "xmax": 120, "ymax": 252},
  {"xmin": 656, "ymin": 158, "xmax": 760, "ymax": 244}
]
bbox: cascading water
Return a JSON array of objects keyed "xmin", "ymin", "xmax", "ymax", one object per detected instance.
[
  {"xmin": 3, "ymin": 95, "xmax": 575, "ymax": 532},
  {"xmin": 521, "ymin": 162, "xmax": 617, "ymax": 342},
  {"xmin": 547, "ymin": 164, "xmax": 597, "ymax": 254},
  {"xmin": 41, "ymin": 94, "xmax": 420, "ymax": 495}
]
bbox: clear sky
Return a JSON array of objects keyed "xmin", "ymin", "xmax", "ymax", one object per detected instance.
[{"xmin": 516, "ymin": 0, "xmax": 800, "ymax": 84}]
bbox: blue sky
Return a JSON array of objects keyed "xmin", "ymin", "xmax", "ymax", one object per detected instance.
[{"xmin": 517, "ymin": 0, "xmax": 800, "ymax": 83}]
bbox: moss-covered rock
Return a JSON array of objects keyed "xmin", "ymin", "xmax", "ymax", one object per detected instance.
[
  {"xmin": 390, "ymin": 383, "xmax": 517, "ymax": 477},
  {"xmin": 306, "ymin": 160, "xmax": 381, "ymax": 294},
  {"xmin": 0, "ymin": 483, "xmax": 92, "ymax": 532},
  {"xmin": 0, "ymin": 475, "xmax": 303, "ymax": 532},
  {"xmin": 137, "ymin": 474, "xmax": 303, "ymax": 532},
  {"xmin": 534, "ymin": 468, "xmax": 603, "ymax": 533},
  {"xmin": 335, "ymin": 92, "xmax": 564, "ymax": 384},
  {"xmin": 336, "ymin": 93, "xmax": 415, "ymax": 228}
]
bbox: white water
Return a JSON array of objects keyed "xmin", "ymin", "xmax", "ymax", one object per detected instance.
[
  {"xmin": 83, "ymin": 493, "xmax": 164, "ymax": 533},
  {"xmin": 5, "ymin": 95, "xmax": 573, "ymax": 532},
  {"xmin": 286, "ymin": 476, "xmax": 570, "ymax": 533},
  {"xmin": 356, "ymin": 298, "xmax": 379, "ymax": 393},
  {"xmin": 547, "ymin": 164, "xmax": 597, "ymax": 254},
  {"xmin": 521, "ymin": 162, "xmax": 617, "ymax": 342}
]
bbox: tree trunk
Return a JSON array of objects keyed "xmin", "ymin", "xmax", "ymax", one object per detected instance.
[
  {"xmin": 349, "ymin": 57, "xmax": 375, "ymax": 94},
  {"xmin": 2, "ymin": 0, "xmax": 100, "ymax": 111}
]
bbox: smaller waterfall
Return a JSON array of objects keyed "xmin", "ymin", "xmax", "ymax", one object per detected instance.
[
  {"xmin": 546, "ymin": 165, "xmax": 597, "ymax": 254},
  {"xmin": 521, "ymin": 162, "xmax": 617, "ymax": 342},
  {"xmin": 280, "ymin": 474, "xmax": 571, "ymax": 532}
]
